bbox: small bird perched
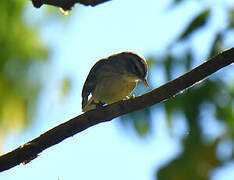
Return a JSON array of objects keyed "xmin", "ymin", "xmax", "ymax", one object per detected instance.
[{"xmin": 82, "ymin": 51, "xmax": 148, "ymax": 112}]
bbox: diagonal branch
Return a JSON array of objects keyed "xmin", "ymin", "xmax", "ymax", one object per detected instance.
[
  {"xmin": 31, "ymin": 0, "xmax": 111, "ymax": 10},
  {"xmin": 0, "ymin": 47, "xmax": 233, "ymax": 172}
]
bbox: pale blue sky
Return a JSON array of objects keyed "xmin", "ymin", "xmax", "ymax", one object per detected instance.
[{"xmin": 1, "ymin": 0, "xmax": 234, "ymax": 179}]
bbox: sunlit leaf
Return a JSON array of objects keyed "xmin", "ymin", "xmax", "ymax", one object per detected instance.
[
  {"xmin": 59, "ymin": 78, "xmax": 71, "ymax": 100},
  {"xmin": 0, "ymin": 0, "xmax": 49, "ymax": 144},
  {"xmin": 1, "ymin": 96, "xmax": 26, "ymax": 133}
]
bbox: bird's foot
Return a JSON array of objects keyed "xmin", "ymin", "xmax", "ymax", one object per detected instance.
[
  {"xmin": 126, "ymin": 94, "xmax": 135, "ymax": 100},
  {"xmin": 96, "ymin": 102, "xmax": 105, "ymax": 110}
]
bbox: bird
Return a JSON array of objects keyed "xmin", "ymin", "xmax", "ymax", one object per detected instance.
[{"xmin": 81, "ymin": 51, "xmax": 149, "ymax": 112}]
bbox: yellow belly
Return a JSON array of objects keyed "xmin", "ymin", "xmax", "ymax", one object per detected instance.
[{"xmin": 93, "ymin": 75, "xmax": 138, "ymax": 104}]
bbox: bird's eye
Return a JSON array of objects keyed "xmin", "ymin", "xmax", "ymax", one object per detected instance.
[
  {"xmin": 132, "ymin": 64, "xmax": 140, "ymax": 76},
  {"xmin": 133, "ymin": 65, "xmax": 138, "ymax": 72}
]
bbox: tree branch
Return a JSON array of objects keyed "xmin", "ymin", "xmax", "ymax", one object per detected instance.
[
  {"xmin": 31, "ymin": 0, "xmax": 111, "ymax": 10},
  {"xmin": 0, "ymin": 48, "xmax": 233, "ymax": 172}
]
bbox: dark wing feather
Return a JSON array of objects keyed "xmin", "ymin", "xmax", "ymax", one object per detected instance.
[{"xmin": 81, "ymin": 59, "xmax": 107, "ymax": 109}]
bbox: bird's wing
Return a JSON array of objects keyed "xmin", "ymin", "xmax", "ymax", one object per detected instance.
[{"xmin": 81, "ymin": 59, "xmax": 107, "ymax": 109}]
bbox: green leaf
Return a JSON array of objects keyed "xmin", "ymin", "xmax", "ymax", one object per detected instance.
[
  {"xmin": 119, "ymin": 108, "xmax": 151, "ymax": 137},
  {"xmin": 208, "ymin": 33, "xmax": 223, "ymax": 58},
  {"xmin": 174, "ymin": 0, "xmax": 184, "ymax": 4},
  {"xmin": 0, "ymin": 1, "xmax": 49, "ymax": 137},
  {"xmin": 164, "ymin": 54, "xmax": 173, "ymax": 81},
  {"xmin": 184, "ymin": 50, "xmax": 192, "ymax": 71},
  {"xmin": 228, "ymin": 9, "xmax": 234, "ymax": 28},
  {"xmin": 59, "ymin": 78, "xmax": 71, "ymax": 100},
  {"xmin": 132, "ymin": 108, "xmax": 151, "ymax": 136},
  {"xmin": 179, "ymin": 9, "xmax": 211, "ymax": 40}
]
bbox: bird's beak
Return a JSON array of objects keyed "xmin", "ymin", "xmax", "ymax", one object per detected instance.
[{"xmin": 141, "ymin": 78, "xmax": 149, "ymax": 88}]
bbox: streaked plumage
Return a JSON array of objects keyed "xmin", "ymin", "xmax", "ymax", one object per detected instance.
[{"xmin": 82, "ymin": 51, "xmax": 148, "ymax": 112}]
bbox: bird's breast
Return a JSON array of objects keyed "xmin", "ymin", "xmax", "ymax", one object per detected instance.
[{"xmin": 93, "ymin": 75, "xmax": 138, "ymax": 104}]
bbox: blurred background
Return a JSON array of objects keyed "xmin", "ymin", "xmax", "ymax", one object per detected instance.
[{"xmin": 0, "ymin": 0, "xmax": 234, "ymax": 179}]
